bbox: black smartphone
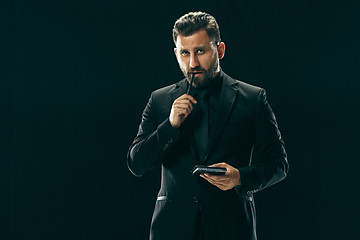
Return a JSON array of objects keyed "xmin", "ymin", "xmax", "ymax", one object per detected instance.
[{"xmin": 191, "ymin": 165, "xmax": 227, "ymax": 176}]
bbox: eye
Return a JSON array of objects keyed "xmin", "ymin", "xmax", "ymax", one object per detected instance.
[
  {"xmin": 196, "ymin": 49, "xmax": 205, "ymax": 54},
  {"xmin": 181, "ymin": 51, "xmax": 190, "ymax": 56}
]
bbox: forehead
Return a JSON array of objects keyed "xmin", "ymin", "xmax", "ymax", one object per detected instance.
[{"xmin": 175, "ymin": 29, "xmax": 213, "ymax": 49}]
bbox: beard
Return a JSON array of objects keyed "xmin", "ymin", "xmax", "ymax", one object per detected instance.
[{"xmin": 180, "ymin": 57, "xmax": 219, "ymax": 89}]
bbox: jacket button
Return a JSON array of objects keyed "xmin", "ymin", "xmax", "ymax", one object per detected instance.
[
  {"xmin": 193, "ymin": 197, "xmax": 199, "ymax": 204},
  {"xmin": 162, "ymin": 144, "xmax": 169, "ymax": 151}
]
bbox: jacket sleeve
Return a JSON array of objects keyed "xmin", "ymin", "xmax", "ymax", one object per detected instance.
[
  {"xmin": 127, "ymin": 92, "xmax": 181, "ymax": 177},
  {"xmin": 236, "ymin": 89, "xmax": 289, "ymax": 196}
]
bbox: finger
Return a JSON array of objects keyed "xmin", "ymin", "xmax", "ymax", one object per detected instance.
[
  {"xmin": 209, "ymin": 162, "xmax": 227, "ymax": 168},
  {"xmin": 173, "ymin": 102, "xmax": 193, "ymax": 112},
  {"xmin": 174, "ymin": 104, "xmax": 194, "ymax": 115},
  {"xmin": 200, "ymin": 175, "xmax": 230, "ymax": 191},
  {"xmin": 203, "ymin": 177, "xmax": 228, "ymax": 189},
  {"xmin": 174, "ymin": 101, "xmax": 194, "ymax": 112},
  {"xmin": 173, "ymin": 104, "xmax": 193, "ymax": 114},
  {"xmin": 174, "ymin": 108, "xmax": 192, "ymax": 118},
  {"xmin": 174, "ymin": 98, "xmax": 194, "ymax": 104},
  {"xmin": 185, "ymin": 94, "xmax": 197, "ymax": 104},
  {"xmin": 174, "ymin": 99, "xmax": 194, "ymax": 108},
  {"xmin": 203, "ymin": 173, "xmax": 229, "ymax": 182},
  {"xmin": 178, "ymin": 94, "xmax": 197, "ymax": 104},
  {"xmin": 202, "ymin": 177, "xmax": 229, "ymax": 188}
]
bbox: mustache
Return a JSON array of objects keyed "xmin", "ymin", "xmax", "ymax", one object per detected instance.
[{"xmin": 187, "ymin": 68, "xmax": 205, "ymax": 74}]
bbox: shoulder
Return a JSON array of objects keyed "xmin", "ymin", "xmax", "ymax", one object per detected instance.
[
  {"xmin": 151, "ymin": 79, "xmax": 187, "ymax": 97},
  {"xmin": 152, "ymin": 84, "xmax": 177, "ymax": 96},
  {"xmin": 223, "ymin": 72, "xmax": 264, "ymax": 100},
  {"xmin": 235, "ymin": 79, "xmax": 262, "ymax": 94}
]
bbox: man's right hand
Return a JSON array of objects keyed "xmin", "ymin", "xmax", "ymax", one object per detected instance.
[{"xmin": 169, "ymin": 94, "xmax": 197, "ymax": 129}]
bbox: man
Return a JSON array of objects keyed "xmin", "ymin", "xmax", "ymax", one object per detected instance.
[{"xmin": 127, "ymin": 12, "xmax": 288, "ymax": 240}]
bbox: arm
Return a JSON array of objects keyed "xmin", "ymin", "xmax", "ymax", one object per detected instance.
[
  {"xmin": 236, "ymin": 89, "xmax": 288, "ymax": 195},
  {"xmin": 127, "ymin": 93, "xmax": 196, "ymax": 177}
]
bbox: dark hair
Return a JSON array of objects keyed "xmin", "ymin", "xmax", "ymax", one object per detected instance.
[{"xmin": 172, "ymin": 11, "xmax": 221, "ymax": 45}]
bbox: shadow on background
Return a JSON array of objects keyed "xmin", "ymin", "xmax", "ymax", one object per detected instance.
[{"xmin": 1, "ymin": 0, "xmax": 360, "ymax": 239}]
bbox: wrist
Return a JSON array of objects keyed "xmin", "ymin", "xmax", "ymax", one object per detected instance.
[
  {"xmin": 235, "ymin": 169, "xmax": 241, "ymax": 186},
  {"xmin": 169, "ymin": 117, "xmax": 180, "ymax": 129}
]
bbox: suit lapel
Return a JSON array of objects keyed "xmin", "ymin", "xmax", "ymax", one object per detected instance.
[
  {"xmin": 170, "ymin": 76, "xmax": 238, "ymax": 164},
  {"xmin": 171, "ymin": 79, "xmax": 187, "ymax": 102},
  {"xmin": 201, "ymin": 74, "xmax": 238, "ymax": 163}
]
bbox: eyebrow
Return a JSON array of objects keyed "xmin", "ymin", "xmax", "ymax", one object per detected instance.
[
  {"xmin": 194, "ymin": 45, "xmax": 207, "ymax": 50},
  {"xmin": 179, "ymin": 45, "xmax": 208, "ymax": 52}
]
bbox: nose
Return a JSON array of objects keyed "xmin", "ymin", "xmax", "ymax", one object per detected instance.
[{"xmin": 189, "ymin": 53, "xmax": 199, "ymax": 69}]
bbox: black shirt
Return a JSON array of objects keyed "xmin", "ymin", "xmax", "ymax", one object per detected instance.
[{"xmin": 189, "ymin": 71, "xmax": 223, "ymax": 138}]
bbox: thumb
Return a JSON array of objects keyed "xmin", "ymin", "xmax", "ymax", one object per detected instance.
[{"xmin": 209, "ymin": 162, "xmax": 227, "ymax": 168}]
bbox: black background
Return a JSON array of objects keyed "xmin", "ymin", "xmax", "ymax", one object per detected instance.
[{"xmin": 1, "ymin": 0, "xmax": 360, "ymax": 239}]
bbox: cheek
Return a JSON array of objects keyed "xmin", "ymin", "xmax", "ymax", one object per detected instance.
[
  {"xmin": 200, "ymin": 55, "xmax": 214, "ymax": 68},
  {"xmin": 178, "ymin": 59, "xmax": 188, "ymax": 69}
]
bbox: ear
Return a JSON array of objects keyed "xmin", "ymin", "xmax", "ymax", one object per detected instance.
[
  {"xmin": 217, "ymin": 42, "xmax": 225, "ymax": 59},
  {"xmin": 174, "ymin": 48, "xmax": 179, "ymax": 61}
]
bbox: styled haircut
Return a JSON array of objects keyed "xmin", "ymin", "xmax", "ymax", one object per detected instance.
[{"xmin": 172, "ymin": 11, "xmax": 221, "ymax": 45}]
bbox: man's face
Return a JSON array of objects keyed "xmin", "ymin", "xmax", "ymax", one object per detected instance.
[{"xmin": 174, "ymin": 29, "xmax": 225, "ymax": 88}]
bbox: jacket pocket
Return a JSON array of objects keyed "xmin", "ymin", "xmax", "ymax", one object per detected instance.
[
  {"xmin": 157, "ymin": 195, "xmax": 167, "ymax": 201},
  {"xmin": 156, "ymin": 195, "xmax": 174, "ymax": 201}
]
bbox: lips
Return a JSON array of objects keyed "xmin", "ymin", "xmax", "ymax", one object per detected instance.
[{"xmin": 189, "ymin": 72, "xmax": 202, "ymax": 75}]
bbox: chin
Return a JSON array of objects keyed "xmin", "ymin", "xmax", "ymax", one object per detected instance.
[{"xmin": 197, "ymin": 77, "xmax": 213, "ymax": 88}]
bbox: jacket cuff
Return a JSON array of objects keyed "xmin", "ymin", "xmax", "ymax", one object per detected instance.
[
  {"xmin": 235, "ymin": 167, "xmax": 259, "ymax": 196},
  {"xmin": 157, "ymin": 118, "xmax": 182, "ymax": 152}
]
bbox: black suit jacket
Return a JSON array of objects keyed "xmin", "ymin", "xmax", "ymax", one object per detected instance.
[{"xmin": 127, "ymin": 72, "xmax": 288, "ymax": 240}]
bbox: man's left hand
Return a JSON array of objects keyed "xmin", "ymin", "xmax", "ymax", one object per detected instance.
[{"xmin": 200, "ymin": 162, "xmax": 241, "ymax": 191}]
